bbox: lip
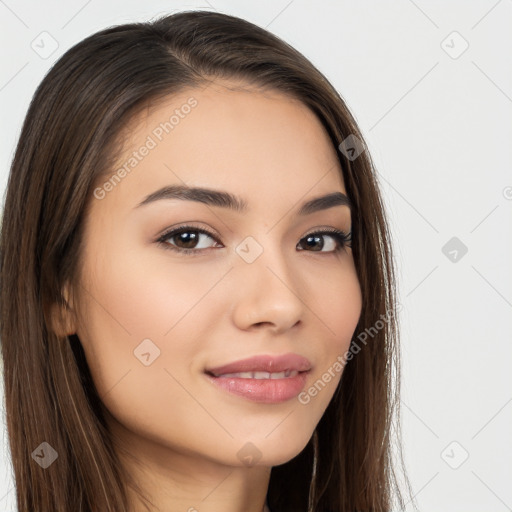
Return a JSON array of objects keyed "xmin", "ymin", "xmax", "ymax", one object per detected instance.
[
  {"xmin": 205, "ymin": 353, "xmax": 312, "ymax": 376},
  {"xmin": 204, "ymin": 353, "xmax": 312, "ymax": 404}
]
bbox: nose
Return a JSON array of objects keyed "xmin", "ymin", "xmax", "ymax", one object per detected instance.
[{"xmin": 230, "ymin": 247, "xmax": 305, "ymax": 335}]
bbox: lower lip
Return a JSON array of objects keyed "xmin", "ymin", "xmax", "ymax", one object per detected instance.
[{"xmin": 205, "ymin": 372, "xmax": 309, "ymax": 403}]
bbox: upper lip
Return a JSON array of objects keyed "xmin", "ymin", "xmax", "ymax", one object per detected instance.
[{"xmin": 205, "ymin": 353, "xmax": 312, "ymax": 376}]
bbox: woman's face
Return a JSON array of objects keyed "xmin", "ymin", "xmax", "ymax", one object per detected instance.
[{"xmin": 69, "ymin": 80, "xmax": 362, "ymax": 468}]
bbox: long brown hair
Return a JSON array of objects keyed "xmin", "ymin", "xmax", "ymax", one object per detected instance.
[{"xmin": 0, "ymin": 10, "xmax": 412, "ymax": 511}]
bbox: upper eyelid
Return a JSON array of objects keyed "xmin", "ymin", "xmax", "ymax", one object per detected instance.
[{"xmin": 157, "ymin": 224, "xmax": 219, "ymax": 241}]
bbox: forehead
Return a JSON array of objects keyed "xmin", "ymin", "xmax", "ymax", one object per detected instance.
[{"xmin": 95, "ymin": 79, "xmax": 346, "ymax": 213}]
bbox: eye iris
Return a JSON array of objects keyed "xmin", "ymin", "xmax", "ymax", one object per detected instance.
[
  {"xmin": 304, "ymin": 234, "xmax": 323, "ymax": 251},
  {"xmin": 176, "ymin": 231, "xmax": 198, "ymax": 248}
]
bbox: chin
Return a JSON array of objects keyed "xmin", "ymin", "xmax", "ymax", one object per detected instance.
[{"xmin": 228, "ymin": 426, "xmax": 315, "ymax": 468}]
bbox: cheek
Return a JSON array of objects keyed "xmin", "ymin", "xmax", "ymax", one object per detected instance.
[
  {"xmin": 299, "ymin": 259, "xmax": 362, "ymax": 407},
  {"xmin": 308, "ymin": 255, "xmax": 362, "ymax": 352},
  {"xmin": 329, "ymin": 267, "xmax": 362, "ymax": 350},
  {"xmin": 80, "ymin": 236, "xmax": 230, "ymax": 343},
  {"xmin": 74, "ymin": 246, "xmax": 227, "ymax": 446},
  {"xmin": 75, "ymin": 239, "xmax": 233, "ymax": 395}
]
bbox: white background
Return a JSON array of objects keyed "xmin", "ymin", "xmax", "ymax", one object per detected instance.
[{"xmin": 1, "ymin": 1, "xmax": 511, "ymax": 511}]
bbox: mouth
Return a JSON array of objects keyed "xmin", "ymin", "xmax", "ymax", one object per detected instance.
[
  {"xmin": 205, "ymin": 352, "xmax": 312, "ymax": 375},
  {"xmin": 204, "ymin": 353, "xmax": 312, "ymax": 403},
  {"xmin": 206, "ymin": 369, "xmax": 301, "ymax": 379}
]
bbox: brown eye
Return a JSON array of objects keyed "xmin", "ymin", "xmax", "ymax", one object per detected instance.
[
  {"xmin": 297, "ymin": 230, "xmax": 351, "ymax": 253},
  {"xmin": 157, "ymin": 226, "xmax": 221, "ymax": 254},
  {"xmin": 171, "ymin": 231, "xmax": 202, "ymax": 249},
  {"xmin": 156, "ymin": 226, "xmax": 351, "ymax": 256}
]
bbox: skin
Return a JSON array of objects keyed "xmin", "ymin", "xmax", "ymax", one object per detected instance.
[{"xmin": 56, "ymin": 79, "xmax": 362, "ymax": 512}]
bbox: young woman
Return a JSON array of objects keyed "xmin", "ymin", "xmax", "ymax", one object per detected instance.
[{"xmin": 0, "ymin": 10, "xmax": 411, "ymax": 512}]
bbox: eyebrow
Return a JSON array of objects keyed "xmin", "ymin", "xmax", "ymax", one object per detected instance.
[{"xmin": 134, "ymin": 184, "xmax": 352, "ymax": 215}]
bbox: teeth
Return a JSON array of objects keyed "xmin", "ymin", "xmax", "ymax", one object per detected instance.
[
  {"xmin": 253, "ymin": 371, "xmax": 271, "ymax": 379},
  {"xmin": 215, "ymin": 370, "xmax": 299, "ymax": 379}
]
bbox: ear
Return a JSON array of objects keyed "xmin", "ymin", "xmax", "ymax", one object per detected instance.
[{"xmin": 50, "ymin": 282, "xmax": 77, "ymax": 337}]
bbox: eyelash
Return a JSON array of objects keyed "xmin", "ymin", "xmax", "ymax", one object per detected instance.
[{"xmin": 156, "ymin": 224, "xmax": 352, "ymax": 256}]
